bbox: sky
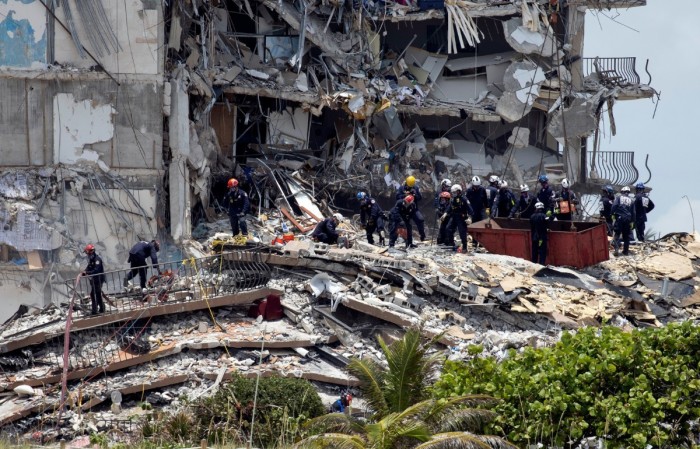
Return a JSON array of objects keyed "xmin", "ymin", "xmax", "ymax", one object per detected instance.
[{"xmin": 584, "ymin": 0, "xmax": 700, "ymax": 237}]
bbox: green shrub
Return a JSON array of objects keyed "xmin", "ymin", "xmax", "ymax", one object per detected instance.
[{"xmin": 433, "ymin": 322, "xmax": 700, "ymax": 448}]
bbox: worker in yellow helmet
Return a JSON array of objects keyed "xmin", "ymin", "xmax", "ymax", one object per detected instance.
[{"xmin": 394, "ymin": 175, "xmax": 426, "ymax": 243}]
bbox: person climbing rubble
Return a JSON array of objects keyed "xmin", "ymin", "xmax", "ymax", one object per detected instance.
[
  {"xmin": 124, "ymin": 240, "xmax": 161, "ymax": 290},
  {"xmin": 486, "ymin": 175, "xmax": 500, "ymax": 215},
  {"xmin": 510, "ymin": 184, "xmax": 536, "ymax": 219},
  {"xmin": 537, "ymin": 175, "xmax": 555, "ymax": 214},
  {"xmin": 224, "ymin": 178, "xmax": 250, "ymax": 237},
  {"xmin": 358, "ymin": 191, "xmax": 385, "ymax": 246},
  {"xmin": 491, "ymin": 181, "xmax": 516, "ymax": 218},
  {"xmin": 634, "ymin": 182, "xmax": 655, "ymax": 242},
  {"xmin": 82, "ymin": 244, "xmax": 106, "ymax": 315},
  {"xmin": 442, "ymin": 184, "xmax": 473, "ymax": 253},
  {"xmin": 466, "ymin": 176, "xmax": 488, "ymax": 222},
  {"xmin": 611, "ymin": 186, "xmax": 636, "ymax": 256},
  {"xmin": 530, "ymin": 202, "xmax": 552, "ymax": 265},
  {"xmin": 312, "ymin": 213, "xmax": 344, "ymax": 245},
  {"xmin": 600, "ymin": 185, "xmax": 615, "ymax": 237},
  {"xmin": 395, "ymin": 175, "xmax": 423, "ymax": 203},
  {"xmin": 330, "ymin": 393, "xmax": 353, "ymax": 413},
  {"xmin": 554, "ymin": 178, "xmax": 578, "ymax": 221},
  {"xmin": 388, "ymin": 194, "xmax": 424, "ymax": 249},
  {"xmin": 434, "ymin": 179, "xmax": 452, "ymax": 245}
]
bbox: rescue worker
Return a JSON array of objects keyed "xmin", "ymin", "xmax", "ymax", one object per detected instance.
[
  {"xmin": 82, "ymin": 244, "xmax": 105, "ymax": 315},
  {"xmin": 434, "ymin": 179, "xmax": 452, "ymax": 245},
  {"xmin": 330, "ymin": 393, "xmax": 352, "ymax": 413},
  {"xmin": 600, "ymin": 185, "xmax": 615, "ymax": 237},
  {"xmin": 124, "ymin": 240, "xmax": 161, "ymax": 290},
  {"xmin": 395, "ymin": 175, "xmax": 423, "ymax": 202},
  {"xmin": 554, "ymin": 178, "xmax": 578, "ymax": 221},
  {"xmin": 389, "ymin": 195, "xmax": 423, "ymax": 249},
  {"xmin": 530, "ymin": 202, "xmax": 552, "ymax": 265},
  {"xmin": 634, "ymin": 182, "xmax": 655, "ymax": 242},
  {"xmin": 358, "ymin": 191, "xmax": 385, "ymax": 246},
  {"xmin": 312, "ymin": 213, "xmax": 344, "ymax": 245},
  {"xmin": 611, "ymin": 186, "xmax": 636, "ymax": 256},
  {"xmin": 224, "ymin": 178, "xmax": 250, "ymax": 236},
  {"xmin": 510, "ymin": 184, "xmax": 536, "ymax": 219},
  {"xmin": 435, "ymin": 191, "xmax": 452, "ymax": 245},
  {"xmin": 466, "ymin": 176, "xmax": 488, "ymax": 222},
  {"xmin": 442, "ymin": 184, "xmax": 473, "ymax": 253},
  {"xmin": 491, "ymin": 181, "xmax": 516, "ymax": 218},
  {"xmin": 486, "ymin": 175, "xmax": 500, "ymax": 215},
  {"xmin": 537, "ymin": 175, "xmax": 555, "ymax": 213}
]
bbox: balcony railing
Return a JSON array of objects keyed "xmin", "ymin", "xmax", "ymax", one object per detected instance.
[
  {"xmin": 582, "ymin": 57, "xmax": 641, "ymax": 87},
  {"xmin": 586, "ymin": 150, "xmax": 639, "ymax": 187}
]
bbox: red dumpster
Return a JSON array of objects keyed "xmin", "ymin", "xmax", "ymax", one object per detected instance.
[{"xmin": 468, "ymin": 218, "xmax": 609, "ymax": 268}]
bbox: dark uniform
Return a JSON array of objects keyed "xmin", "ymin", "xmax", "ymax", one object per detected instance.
[
  {"xmin": 467, "ymin": 185, "xmax": 488, "ymax": 222},
  {"xmin": 491, "ymin": 188, "xmax": 517, "ymax": 218},
  {"xmin": 634, "ymin": 192, "xmax": 655, "ymax": 242},
  {"xmin": 611, "ymin": 193, "xmax": 636, "ymax": 256},
  {"xmin": 445, "ymin": 194, "xmax": 473, "ymax": 251},
  {"xmin": 530, "ymin": 210, "xmax": 551, "ymax": 265},
  {"xmin": 125, "ymin": 241, "xmax": 160, "ymax": 289},
  {"xmin": 84, "ymin": 252, "xmax": 106, "ymax": 314},
  {"xmin": 389, "ymin": 199, "xmax": 423, "ymax": 248},
  {"xmin": 555, "ymin": 188, "xmax": 578, "ymax": 221},
  {"xmin": 224, "ymin": 186, "xmax": 250, "ymax": 236},
  {"xmin": 601, "ymin": 189, "xmax": 615, "ymax": 237},
  {"xmin": 434, "ymin": 190, "xmax": 451, "ymax": 245},
  {"xmin": 360, "ymin": 196, "xmax": 385, "ymax": 245},
  {"xmin": 510, "ymin": 192, "xmax": 536, "ymax": 219},
  {"xmin": 486, "ymin": 184, "xmax": 499, "ymax": 212},
  {"xmin": 312, "ymin": 218, "xmax": 340, "ymax": 244},
  {"xmin": 395, "ymin": 183, "xmax": 423, "ymax": 202},
  {"xmin": 537, "ymin": 184, "xmax": 555, "ymax": 213}
]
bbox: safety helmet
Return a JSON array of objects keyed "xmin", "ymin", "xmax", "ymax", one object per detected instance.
[
  {"xmin": 84, "ymin": 244, "xmax": 95, "ymax": 254},
  {"xmin": 151, "ymin": 240, "xmax": 160, "ymax": 251},
  {"xmin": 602, "ymin": 185, "xmax": 614, "ymax": 195},
  {"xmin": 450, "ymin": 184, "xmax": 463, "ymax": 194},
  {"xmin": 357, "ymin": 191, "xmax": 367, "ymax": 201},
  {"xmin": 439, "ymin": 191, "xmax": 452, "ymax": 200},
  {"xmin": 561, "ymin": 178, "xmax": 570, "ymax": 189},
  {"xmin": 635, "ymin": 182, "xmax": 645, "ymax": 190},
  {"xmin": 538, "ymin": 175, "xmax": 548, "ymax": 183},
  {"xmin": 406, "ymin": 176, "xmax": 416, "ymax": 187},
  {"xmin": 404, "ymin": 195, "xmax": 415, "ymax": 204},
  {"xmin": 488, "ymin": 175, "xmax": 499, "ymax": 184},
  {"xmin": 535, "ymin": 202, "xmax": 545, "ymax": 210},
  {"xmin": 333, "ymin": 213, "xmax": 344, "ymax": 223},
  {"xmin": 471, "ymin": 176, "xmax": 481, "ymax": 185},
  {"xmin": 621, "ymin": 186, "xmax": 631, "ymax": 193},
  {"xmin": 441, "ymin": 179, "xmax": 452, "ymax": 189},
  {"xmin": 499, "ymin": 181, "xmax": 508, "ymax": 189},
  {"xmin": 227, "ymin": 178, "xmax": 239, "ymax": 189}
]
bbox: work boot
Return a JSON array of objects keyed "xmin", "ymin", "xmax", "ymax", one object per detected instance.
[
  {"xmin": 613, "ymin": 249, "xmax": 619, "ymax": 257},
  {"xmin": 123, "ymin": 277, "xmax": 129, "ymax": 288},
  {"xmin": 406, "ymin": 243, "xmax": 418, "ymax": 249}
]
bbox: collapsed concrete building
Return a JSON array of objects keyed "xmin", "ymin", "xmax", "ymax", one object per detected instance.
[{"xmin": 0, "ymin": 0, "xmax": 667, "ymax": 442}]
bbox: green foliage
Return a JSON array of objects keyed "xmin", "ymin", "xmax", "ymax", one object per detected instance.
[{"xmin": 433, "ymin": 322, "xmax": 700, "ymax": 449}]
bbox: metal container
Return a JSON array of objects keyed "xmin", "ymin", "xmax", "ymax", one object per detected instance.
[{"xmin": 468, "ymin": 218, "xmax": 609, "ymax": 268}]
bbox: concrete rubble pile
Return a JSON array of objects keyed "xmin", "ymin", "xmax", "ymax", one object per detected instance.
[{"xmin": 2, "ymin": 196, "xmax": 700, "ymax": 441}]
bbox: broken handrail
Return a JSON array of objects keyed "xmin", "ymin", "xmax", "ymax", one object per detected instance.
[
  {"xmin": 586, "ymin": 150, "xmax": 639, "ymax": 187},
  {"xmin": 582, "ymin": 56, "xmax": 641, "ymax": 86}
]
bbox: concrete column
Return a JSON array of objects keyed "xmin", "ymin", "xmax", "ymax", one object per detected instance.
[
  {"xmin": 564, "ymin": 6, "xmax": 586, "ymax": 184},
  {"xmin": 168, "ymin": 68, "xmax": 192, "ymax": 241}
]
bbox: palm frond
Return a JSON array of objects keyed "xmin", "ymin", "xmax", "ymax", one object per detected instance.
[
  {"xmin": 423, "ymin": 395, "xmax": 499, "ymax": 431},
  {"xmin": 347, "ymin": 357, "xmax": 389, "ymax": 417},
  {"xmin": 435, "ymin": 408, "xmax": 498, "ymax": 433},
  {"xmin": 293, "ymin": 432, "xmax": 366, "ymax": 449},
  {"xmin": 366, "ymin": 417, "xmax": 430, "ymax": 449},
  {"xmin": 303, "ymin": 413, "xmax": 366, "ymax": 435},
  {"xmin": 472, "ymin": 434, "xmax": 519, "ymax": 449},
  {"xmin": 413, "ymin": 432, "xmax": 492, "ymax": 449}
]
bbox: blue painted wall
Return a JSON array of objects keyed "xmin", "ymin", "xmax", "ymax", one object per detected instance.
[{"xmin": 0, "ymin": 0, "xmax": 47, "ymax": 67}]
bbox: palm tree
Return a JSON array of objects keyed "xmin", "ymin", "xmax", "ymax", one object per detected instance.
[{"xmin": 295, "ymin": 329, "xmax": 516, "ymax": 449}]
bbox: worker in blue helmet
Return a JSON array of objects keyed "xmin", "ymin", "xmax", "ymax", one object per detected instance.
[{"xmin": 633, "ymin": 182, "xmax": 655, "ymax": 242}]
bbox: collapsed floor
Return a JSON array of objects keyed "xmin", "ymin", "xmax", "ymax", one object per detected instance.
[{"xmin": 1, "ymin": 197, "xmax": 700, "ymax": 443}]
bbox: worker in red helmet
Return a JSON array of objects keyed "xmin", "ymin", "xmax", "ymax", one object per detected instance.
[
  {"xmin": 224, "ymin": 178, "xmax": 250, "ymax": 237},
  {"xmin": 388, "ymin": 194, "xmax": 423, "ymax": 249},
  {"xmin": 82, "ymin": 243, "xmax": 106, "ymax": 315},
  {"xmin": 124, "ymin": 239, "xmax": 161, "ymax": 290}
]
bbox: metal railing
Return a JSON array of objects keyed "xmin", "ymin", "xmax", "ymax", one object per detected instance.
[
  {"xmin": 65, "ymin": 252, "xmax": 272, "ymax": 315},
  {"xmin": 582, "ymin": 57, "xmax": 640, "ymax": 86},
  {"xmin": 587, "ymin": 150, "xmax": 639, "ymax": 187}
]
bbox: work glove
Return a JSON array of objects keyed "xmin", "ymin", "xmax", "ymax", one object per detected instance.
[
  {"xmin": 440, "ymin": 213, "xmax": 447, "ymax": 222},
  {"xmin": 466, "ymin": 217, "xmax": 472, "ymax": 225},
  {"xmin": 554, "ymin": 208, "xmax": 560, "ymax": 215},
  {"xmin": 630, "ymin": 223, "xmax": 635, "ymax": 230},
  {"xmin": 485, "ymin": 208, "xmax": 490, "ymax": 216},
  {"xmin": 539, "ymin": 239, "xmax": 543, "ymax": 247},
  {"xmin": 546, "ymin": 210, "xmax": 552, "ymax": 217}
]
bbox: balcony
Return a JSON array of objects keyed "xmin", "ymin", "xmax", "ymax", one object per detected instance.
[
  {"xmin": 586, "ymin": 150, "xmax": 640, "ymax": 188},
  {"xmin": 582, "ymin": 57, "xmax": 642, "ymax": 87}
]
